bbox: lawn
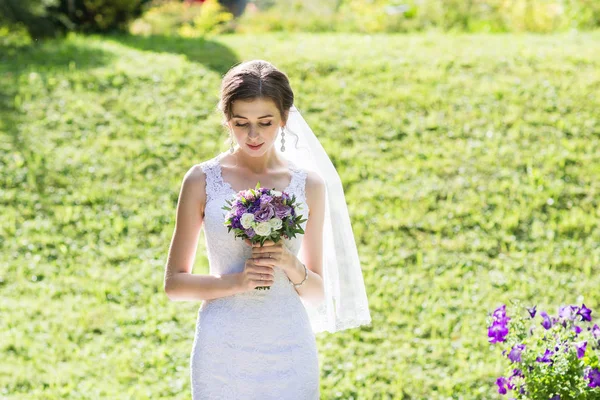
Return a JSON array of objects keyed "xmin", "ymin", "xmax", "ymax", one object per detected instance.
[{"xmin": 1, "ymin": 30, "xmax": 600, "ymax": 399}]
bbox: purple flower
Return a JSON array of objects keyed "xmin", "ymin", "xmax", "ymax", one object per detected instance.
[
  {"xmin": 496, "ymin": 376, "xmax": 509, "ymax": 395},
  {"xmin": 259, "ymin": 194, "xmax": 273, "ymax": 206},
  {"xmin": 536, "ymin": 349, "xmax": 554, "ymax": 364},
  {"xmin": 508, "ymin": 344, "xmax": 525, "ymax": 363},
  {"xmin": 488, "ymin": 322, "xmax": 509, "ymax": 343},
  {"xmin": 488, "ymin": 304, "xmax": 511, "ymax": 344},
  {"xmin": 273, "ymin": 202, "xmax": 292, "ymax": 219},
  {"xmin": 585, "ymin": 367, "xmax": 600, "ymax": 388},
  {"xmin": 577, "ymin": 304, "xmax": 592, "ymax": 322},
  {"xmin": 493, "ymin": 304, "xmax": 507, "ymax": 319},
  {"xmin": 575, "ymin": 341, "xmax": 587, "ymax": 359},
  {"xmin": 572, "ymin": 325, "xmax": 582, "ymax": 335},
  {"xmin": 254, "ymin": 204, "xmax": 275, "ymax": 222},
  {"xmin": 550, "ymin": 396, "xmax": 560, "ymax": 400},
  {"xmin": 592, "ymin": 324, "xmax": 600, "ymax": 338},
  {"xmin": 527, "ymin": 305, "xmax": 537, "ymax": 318},
  {"xmin": 231, "ymin": 216, "xmax": 243, "ymax": 229},
  {"xmin": 511, "ymin": 368, "xmax": 523, "ymax": 378},
  {"xmin": 559, "ymin": 305, "xmax": 578, "ymax": 321},
  {"xmin": 244, "ymin": 227, "xmax": 256, "ymax": 238},
  {"xmin": 540, "ymin": 311, "xmax": 553, "ymax": 330}
]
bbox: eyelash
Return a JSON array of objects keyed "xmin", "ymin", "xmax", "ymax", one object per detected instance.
[{"xmin": 235, "ymin": 123, "xmax": 272, "ymax": 127}]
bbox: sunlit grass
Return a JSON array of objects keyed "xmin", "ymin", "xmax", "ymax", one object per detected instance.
[{"xmin": 1, "ymin": 31, "xmax": 600, "ymax": 399}]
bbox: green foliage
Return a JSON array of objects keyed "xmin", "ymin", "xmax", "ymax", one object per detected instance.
[
  {"xmin": 0, "ymin": 0, "xmax": 63, "ymax": 38},
  {"xmin": 0, "ymin": 0, "xmax": 149, "ymax": 39},
  {"xmin": 130, "ymin": 0, "xmax": 234, "ymax": 37},
  {"xmin": 231, "ymin": 0, "xmax": 600, "ymax": 33},
  {"xmin": 2, "ymin": 31, "xmax": 600, "ymax": 398}
]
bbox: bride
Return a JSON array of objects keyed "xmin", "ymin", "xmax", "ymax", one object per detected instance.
[{"xmin": 163, "ymin": 59, "xmax": 371, "ymax": 399}]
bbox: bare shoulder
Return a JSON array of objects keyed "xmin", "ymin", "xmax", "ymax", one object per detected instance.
[
  {"xmin": 180, "ymin": 163, "xmax": 208, "ymax": 215},
  {"xmin": 304, "ymin": 169, "xmax": 326, "ymax": 214}
]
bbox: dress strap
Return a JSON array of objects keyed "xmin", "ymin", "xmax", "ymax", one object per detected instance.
[
  {"xmin": 287, "ymin": 160, "xmax": 308, "ymax": 201},
  {"xmin": 198, "ymin": 153, "xmax": 230, "ymax": 203}
]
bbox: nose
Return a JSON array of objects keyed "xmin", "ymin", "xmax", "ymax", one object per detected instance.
[{"xmin": 248, "ymin": 127, "xmax": 259, "ymax": 139}]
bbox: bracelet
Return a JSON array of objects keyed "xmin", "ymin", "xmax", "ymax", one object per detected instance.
[{"xmin": 289, "ymin": 262, "xmax": 308, "ymax": 288}]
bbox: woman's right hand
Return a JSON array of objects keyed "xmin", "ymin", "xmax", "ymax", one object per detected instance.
[{"xmin": 238, "ymin": 258, "xmax": 275, "ymax": 291}]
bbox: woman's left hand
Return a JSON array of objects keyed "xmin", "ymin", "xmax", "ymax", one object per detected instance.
[{"xmin": 244, "ymin": 238, "xmax": 294, "ymax": 273}]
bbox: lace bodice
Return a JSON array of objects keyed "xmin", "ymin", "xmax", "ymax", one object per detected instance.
[{"xmin": 198, "ymin": 152, "xmax": 310, "ymax": 297}]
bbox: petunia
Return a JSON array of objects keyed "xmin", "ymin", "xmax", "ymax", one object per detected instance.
[
  {"xmin": 496, "ymin": 376, "xmax": 509, "ymax": 395},
  {"xmin": 573, "ymin": 325, "xmax": 582, "ymax": 335},
  {"xmin": 575, "ymin": 341, "xmax": 587, "ymax": 359},
  {"xmin": 559, "ymin": 305, "xmax": 577, "ymax": 321},
  {"xmin": 493, "ymin": 305, "xmax": 508, "ymax": 320},
  {"xmin": 488, "ymin": 321, "xmax": 510, "ymax": 344},
  {"xmin": 577, "ymin": 304, "xmax": 592, "ymax": 322},
  {"xmin": 508, "ymin": 344, "xmax": 525, "ymax": 363},
  {"xmin": 536, "ymin": 349, "xmax": 554, "ymax": 364},
  {"xmin": 591, "ymin": 324, "xmax": 600, "ymax": 338},
  {"xmin": 540, "ymin": 311, "xmax": 553, "ymax": 330},
  {"xmin": 585, "ymin": 367, "xmax": 600, "ymax": 388}
]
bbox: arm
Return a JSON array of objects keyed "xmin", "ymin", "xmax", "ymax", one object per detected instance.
[
  {"xmin": 164, "ymin": 165, "xmax": 245, "ymax": 302},
  {"xmin": 286, "ymin": 170, "xmax": 326, "ymax": 307}
]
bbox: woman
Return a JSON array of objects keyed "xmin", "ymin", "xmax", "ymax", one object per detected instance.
[{"xmin": 164, "ymin": 59, "xmax": 371, "ymax": 399}]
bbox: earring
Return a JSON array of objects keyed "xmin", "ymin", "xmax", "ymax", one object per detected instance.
[
  {"xmin": 280, "ymin": 126, "xmax": 286, "ymax": 152},
  {"xmin": 229, "ymin": 131, "xmax": 235, "ymax": 154}
]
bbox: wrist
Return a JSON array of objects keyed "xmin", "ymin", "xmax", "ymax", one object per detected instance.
[
  {"xmin": 228, "ymin": 272, "xmax": 245, "ymax": 294},
  {"xmin": 287, "ymin": 258, "xmax": 308, "ymax": 288}
]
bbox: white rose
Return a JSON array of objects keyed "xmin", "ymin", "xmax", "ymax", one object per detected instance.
[
  {"xmin": 240, "ymin": 213, "xmax": 255, "ymax": 229},
  {"xmin": 271, "ymin": 190, "xmax": 282, "ymax": 197},
  {"xmin": 254, "ymin": 221, "xmax": 272, "ymax": 237},
  {"xmin": 268, "ymin": 218, "xmax": 283, "ymax": 230}
]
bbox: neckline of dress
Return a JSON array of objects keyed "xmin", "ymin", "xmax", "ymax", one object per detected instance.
[{"xmin": 215, "ymin": 152, "xmax": 297, "ymax": 195}]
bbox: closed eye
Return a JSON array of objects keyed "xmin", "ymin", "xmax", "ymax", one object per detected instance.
[{"xmin": 235, "ymin": 123, "xmax": 272, "ymax": 127}]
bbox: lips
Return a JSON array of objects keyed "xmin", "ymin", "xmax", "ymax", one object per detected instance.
[{"xmin": 247, "ymin": 143, "xmax": 264, "ymax": 150}]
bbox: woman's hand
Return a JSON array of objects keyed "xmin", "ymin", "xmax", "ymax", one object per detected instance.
[
  {"xmin": 238, "ymin": 257, "xmax": 275, "ymax": 291},
  {"xmin": 243, "ymin": 238, "xmax": 295, "ymax": 273}
]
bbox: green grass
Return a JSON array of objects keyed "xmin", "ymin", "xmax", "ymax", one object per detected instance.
[{"xmin": 2, "ymin": 30, "xmax": 600, "ymax": 399}]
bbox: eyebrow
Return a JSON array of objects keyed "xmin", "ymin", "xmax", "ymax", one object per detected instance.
[{"xmin": 232, "ymin": 114, "xmax": 274, "ymax": 119}]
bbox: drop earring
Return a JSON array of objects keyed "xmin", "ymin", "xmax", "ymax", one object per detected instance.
[{"xmin": 280, "ymin": 126, "xmax": 286, "ymax": 152}]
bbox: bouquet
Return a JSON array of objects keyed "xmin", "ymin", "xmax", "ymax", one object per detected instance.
[
  {"xmin": 487, "ymin": 300, "xmax": 600, "ymax": 399},
  {"xmin": 222, "ymin": 182, "xmax": 308, "ymax": 290}
]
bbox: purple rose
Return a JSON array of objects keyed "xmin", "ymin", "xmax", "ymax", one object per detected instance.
[
  {"xmin": 260, "ymin": 194, "xmax": 273, "ymax": 204},
  {"xmin": 254, "ymin": 204, "xmax": 275, "ymax": 222},
  {"xmin": 274, "ymin": 203, "xmax": 292, "ymax": 219},
  {"xmin": 245, "ymin": 227, "xmax": 256, "ymax": 238}
]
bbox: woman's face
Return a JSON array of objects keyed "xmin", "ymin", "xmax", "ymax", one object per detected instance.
[{"xmin": 228, "ymin": 98, "xmax": 284, "ymax": 156}]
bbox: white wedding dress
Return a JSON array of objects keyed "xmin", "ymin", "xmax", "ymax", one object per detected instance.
[{"xmin": 190, "ymin": 152, "xmax": 320, "ymax": 399}]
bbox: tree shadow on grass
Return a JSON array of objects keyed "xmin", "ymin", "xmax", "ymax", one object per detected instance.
[
  {"xmin": 105, "ymin": 32, "xmax": 240, "ymax": 75},
  {"xmin": 0, "ymin": 39, "xmax": 115, "ymax": 197},
  {"xmin": 0, "ymin": 40, "xmax": 116, "ymax": 74}
]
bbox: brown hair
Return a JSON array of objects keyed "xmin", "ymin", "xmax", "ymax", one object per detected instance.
[{"xmin": 217, "ymin": 60, "xmax": 298, "ymax": 148}]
